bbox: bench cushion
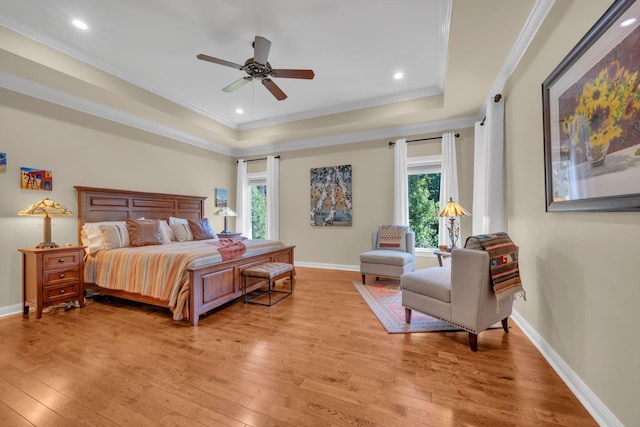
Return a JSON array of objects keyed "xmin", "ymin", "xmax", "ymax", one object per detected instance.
[
  {"xmin": 243, "ymin": 262, "xmax": 293, "ymax": 279},
  {"xmin": 401, "ymin": 267, "xmax": 452, "ymax": 303}
]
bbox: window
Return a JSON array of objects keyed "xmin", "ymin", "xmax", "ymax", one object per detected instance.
[
  {"xmin": 248, "ymin": 173, "xmax": 267, "ymax": 239},
  {"xmin": 407, "ymin": 155, "xmax": 441, "ymax": 249}
]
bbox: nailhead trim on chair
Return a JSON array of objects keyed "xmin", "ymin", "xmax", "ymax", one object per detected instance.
[{"xmin": 404, "ymin": 305, "xmax": 479, "ymax": 334}]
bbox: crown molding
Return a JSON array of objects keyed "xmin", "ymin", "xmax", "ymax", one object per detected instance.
[
  {"xmin": 233, "ymin": 116, "xmax": 476, "ymax": 157},
  {"xmin": 1, "ymin": 71, "xmax": 235, "ymax": 156},
  {"xmin": 237, "ymin": 86, "xmax": 443, "ymax": 131},
  {"xmin": 2, "ymin": 70, "xmax": 474, "ymax": 159},
  {"xmin": 482, "ymin": 0, "xmax": 556, "ymax": 114}
]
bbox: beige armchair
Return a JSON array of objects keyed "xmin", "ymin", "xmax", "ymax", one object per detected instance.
[
  {"xmin": 360, "ymin": 226, "xmax": 415, "ymax": 284},
  {"xmin": 400, "ymin": 248, "xmax": 513, "ymax": 351}
]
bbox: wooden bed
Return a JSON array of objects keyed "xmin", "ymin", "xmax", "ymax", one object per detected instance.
[{"xmin": 74, "ymin": 186, "xmax": 295, "ymax": 325}]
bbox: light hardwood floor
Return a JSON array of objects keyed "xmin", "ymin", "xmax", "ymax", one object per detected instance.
[{"xmin": 0, "ymin": 267, "xmax": 596, "ymax": 426}]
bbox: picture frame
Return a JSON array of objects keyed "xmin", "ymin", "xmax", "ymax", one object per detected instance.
[
  {"xmin": 20, "ymin": 167, "xmax": 53, "ymax": 191},
  {"xmin": 542, "ymin": 0, "xmax": 640, "ymax": 212},
  {"xmin": 310, "ymin": 164, "xmax": 352, "ymax": 226},
  {"xmin": 215, "ymin": 188, "xmax": 228, "ymax": 207}
]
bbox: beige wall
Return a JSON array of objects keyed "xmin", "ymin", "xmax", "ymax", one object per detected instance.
[
  {"xmin": 505, "ymin": 1, "xmax": 640, "ymax": 424},
  {"xmin": 0, "ymin": 90, "xmax": 236, "ymax": 311}
]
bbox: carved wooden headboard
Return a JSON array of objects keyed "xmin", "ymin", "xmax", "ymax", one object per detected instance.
[{"xmin": 74, "ymin": 186, "xmax": 206, "ymax": 243}]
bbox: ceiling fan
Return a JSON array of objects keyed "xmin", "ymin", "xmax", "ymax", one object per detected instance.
[{"xmin": 197, "ymin": 36, "xmax": 315, "ymax": 101}]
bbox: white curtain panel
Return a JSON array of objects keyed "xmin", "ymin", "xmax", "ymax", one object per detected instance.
[
  {"xmin": 472, "ymin": 96, "xmax": 506, "ymax": 235},
  {"xmin": 236, "ymin": 159, "xmax": 252, "ymax": 238},
  {"xmin": 266, "ymin": 155, "xmax": 279, "ymax": 240},
  {"xmin": 393, "ymin": 138, "xmax": 409, "ymax": 226},
  {"xmin": 438, "ymin": 131, "xmax": 460, "ymax": 247}
]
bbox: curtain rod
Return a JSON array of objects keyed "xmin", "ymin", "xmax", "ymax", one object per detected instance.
[
  {"xmin": 480, "ymin": 93, "xmax": 503, "ymax": 126},
  {"xmin": 388, "ymin": 133, "xmax": 459, "ymax": 146},
  {"xmin": 236, "ymin": 155, "xmax": 280, "ymax": 163}
]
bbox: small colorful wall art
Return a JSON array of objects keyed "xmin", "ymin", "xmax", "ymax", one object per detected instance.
[
  {"xmin": 215, "ymin": 188, "xmax": 228, "ymax": 207},
  {"xmin": 20, "ymin": 167, "xmax": 53, "ymax": 191},
  {"xmin": 310, "ymin": 164, "xmax": 352, "ymax": 226},
  {"xmin": 0, "ymin": 153, "xmax": 6, "ymax": 172}
]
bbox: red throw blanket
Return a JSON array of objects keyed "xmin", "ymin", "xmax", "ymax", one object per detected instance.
[
  {"xmin": 207, "ymin": 238, "xmax": 247, "ymax": 260},
  {"xmin": 471, "ymin": 232, "xmax": 525, "ymax": 309}
]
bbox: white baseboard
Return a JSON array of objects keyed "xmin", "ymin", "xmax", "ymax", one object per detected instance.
[
  {"xmin": 511, "ymin": 310, "xmax": 622, "ymax": 427},
  {"xmin": 0, "ymin": 304, "xmax": 22, "ymax": 318},
  {"xmin": 295, "ymin": 261, "xmax": 359, "ymax": 272}
]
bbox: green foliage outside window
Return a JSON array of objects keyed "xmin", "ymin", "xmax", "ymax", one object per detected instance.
[
  {"xmin": 251, "ymin": 185, "xmax": 267, "ymax": 239},
  {"xmin": 408, "ymin": 173, "xmax": 441, "ymax": 249}
]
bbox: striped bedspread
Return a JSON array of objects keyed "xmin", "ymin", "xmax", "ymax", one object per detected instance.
[{"xmin": 85, "ymin": 239, "xmax": 285, "ymax": 319}]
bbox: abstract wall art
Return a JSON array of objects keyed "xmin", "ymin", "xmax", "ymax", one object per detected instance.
[{"xmin": 310, "ymin": 164, "xmax": 352, "ymax": 226}]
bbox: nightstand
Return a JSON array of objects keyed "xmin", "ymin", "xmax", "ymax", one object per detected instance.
[
  {"xmin": 217, "ymin": 232, "xmax": 242, "ymax": 239},
  {"xmin": 18, "ymin": 246, "xmax": 85, "ymax": 319}
]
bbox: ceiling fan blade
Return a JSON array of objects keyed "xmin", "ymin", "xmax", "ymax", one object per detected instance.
[
  {"xmin": 196, "ymin": 54, "xmax": 244, "ymax": 70},
  {"xmin": 222, "ymin": 76, "xmax": 252, "ymax": 93},
  {"xmin": 262, "ymin": 78, "xmax": 287, "ymax": 101},
  {"xmin": 271, "ymin": 69, "xmax": 315, "ymax": 79},
  {"xmin": 253, "ymin": 36, "xmax": 271, "ymax": 65}
]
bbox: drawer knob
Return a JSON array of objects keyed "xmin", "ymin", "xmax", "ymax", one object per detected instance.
[
  {"xmin": 60, "ymin": 289, "xmax": 65, "ymax": 294},
  {"xmin": 58, "ymin": 258, "xmax": 65, "ymax": 263},
  {"xmin": 59, "ymin": 273, "xmax": 65, "ymax": 279}
]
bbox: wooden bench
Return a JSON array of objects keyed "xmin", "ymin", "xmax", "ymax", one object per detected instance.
[{"xmin": 242, "ymin": 262, "xmax": 294, "ymax": 306}]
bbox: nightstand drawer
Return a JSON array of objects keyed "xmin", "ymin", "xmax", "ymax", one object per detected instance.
[
  {"xmin": 42, "ymin": 251, "xmax": 81, "ymax": 269},
  {"xmin": 43, "ymin": 266, "xmax": 81, "ymax": 286},
  {"xmin": 43, "ymin": 282, "xmax": 79, "ymax": 303}
]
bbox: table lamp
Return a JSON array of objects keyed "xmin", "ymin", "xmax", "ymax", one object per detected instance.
[
  {"xmin": 213, "ymin": 207, "xmax": 238, "ymax": 234},
  {"xmin": 436, "ymin": 197, "xmax": 470, "ymax": 250},
  {"xmin": 18, "ymin": 198, "xmax": 74, "ymax": 248}
]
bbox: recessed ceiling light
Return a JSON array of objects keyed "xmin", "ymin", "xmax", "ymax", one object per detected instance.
[
  {"xmin": 236, "ymin": 108, "xmax": 244, "ymax": 114},
  {"xmin": 621, "ymin": 18, "xmax": 636, "ymax": 27},
  {"xmin": 71, "ymin": 19, "xmax": 89, "ymax": 30},
  {"xmin": 393, "ymin": 72, "xmax": 404, "ymax": 80}
]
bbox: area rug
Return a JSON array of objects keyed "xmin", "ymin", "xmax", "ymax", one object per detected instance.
[{"xmin": 353, "ymin": 280, "xmax": 461, "ymax": 334}]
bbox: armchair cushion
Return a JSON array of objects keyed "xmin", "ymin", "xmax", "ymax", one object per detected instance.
[
  {"xmin": 360, "ymin": 249, "xmax": 413, "ymax": 267},
  {"xmin": 376, "ymin": 225, "xmax": 409, "ymax": 251}
]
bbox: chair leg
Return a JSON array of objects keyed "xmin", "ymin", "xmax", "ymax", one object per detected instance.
[
  {"xmin": 405, "ymin": 307, "xmax": 412, "ymax": 323},
  {"xmin": 361, "ymin": 274, "xmax": 365, "ymax": 284},
  {"xmin": 502, "ymin": 317, "xmax": 509, "ymax": 333},
  {"xmin": 468, "ymin": 332, "xmax": 478, "ymax": 352}
]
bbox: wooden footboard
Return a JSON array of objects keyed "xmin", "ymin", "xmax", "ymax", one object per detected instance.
[{"xmin": 188, "ymin": 245, "xmax": 295, "ymax": 325}]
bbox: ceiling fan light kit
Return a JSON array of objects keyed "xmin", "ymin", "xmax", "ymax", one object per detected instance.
[{"xmin": 197, "ymin": 36, "xmax": 314, "ymax": 101}]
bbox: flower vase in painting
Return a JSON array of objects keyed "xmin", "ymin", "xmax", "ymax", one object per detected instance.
[{"xmin": 563, "ymin": 61, "xmax": 640, "ymax": 168}]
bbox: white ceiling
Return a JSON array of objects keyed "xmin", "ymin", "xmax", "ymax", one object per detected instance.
[
  {"xmin": 0, "ymin": 0, "xmax": 450, "ymax": 130},
  {"xmin": 1, "ymin": 0, "xmax": 549, "ymax": 155}
]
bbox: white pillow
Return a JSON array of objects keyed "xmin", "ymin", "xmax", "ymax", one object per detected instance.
[
  {"xmin": 158, "ymin": 220, "xmax": 175, "ymax": 243},
  {"xmin": 170, "ymin": 222, "xmax": 194, "ymax": 242},
  {"xmin": 169, "ymin": 216, "xmax": 187, "ymax": 225},
  {"xmin": 81, "ymin": 221, "xmax": 128, "ymax": 254},
  {"xmin": 99, "ymin": 223, "xmax": 131, "ymax": 250}
]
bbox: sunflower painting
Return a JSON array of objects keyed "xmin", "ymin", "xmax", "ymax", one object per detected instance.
[
  {"xmin": 543, "ymin": 0, "xmax": 640, "ymax": 212},
  {"xmin": 560, "ymin": 59, "xmax": 640, "ymax": 166}
]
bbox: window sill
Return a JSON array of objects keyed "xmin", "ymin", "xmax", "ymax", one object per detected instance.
[{"xmin": 415, "ymin": 248, "xmax": 438, "ymax": 258}]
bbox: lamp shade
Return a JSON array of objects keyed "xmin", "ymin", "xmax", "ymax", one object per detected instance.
[
  {"xmin": 213, "ymin": 207, "xmax": 238, "ymax": 217},
  {"xmin": 18, "ymin": 198, "xmax": 73, "ymax": 248},
  {"xmin": 436, "ymin": 197, "xmax": 470, "ymax": 218},
  {"xmin": 213, "ymin": 207, "xmax": 238, "ymax": 234}
]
